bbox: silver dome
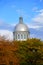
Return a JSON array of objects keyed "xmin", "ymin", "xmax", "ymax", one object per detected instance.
[
  {"xmin": 14, "ymin": 23, "xmax": 29, "ymax": 31},
  {"xmin": 14, "ymin": 17, "xmax": 29, "ymax": 32}
]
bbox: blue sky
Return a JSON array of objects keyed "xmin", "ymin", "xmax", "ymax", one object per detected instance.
[{"xmin": 0, "ymin": 0, "xmax": 43, "ymax": 40}]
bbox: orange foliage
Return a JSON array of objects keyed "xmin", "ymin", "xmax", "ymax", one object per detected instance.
[{"xmin": 0, "ymin": 39, "xmax": 19, "ymax": 65}]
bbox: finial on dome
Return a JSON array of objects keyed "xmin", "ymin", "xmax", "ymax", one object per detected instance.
[{"xmin": 19, "ymin": 17, "xmax": 23, "ymax": 24}]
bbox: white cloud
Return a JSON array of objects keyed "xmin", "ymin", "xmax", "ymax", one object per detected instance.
[
  {"xmin": 0, "ymin": 20, "xmax": 14, "ymax": 41},
  {"xmin": 32, "ymin": 9, "xmax": 43, "ymax": 23},
  {"xmin": 0, "ymin": 30, "xmax": 13, "ymax": 41},
  {"xmin": 26, "ymin": 23, "xmax": 42, "ymax": 30},
  {"xmin": 29, "ymin": 9, "xmax": 43, "ymax": 31},
  {"xmin": 28, "ymin": 25, "xmax": 41, "ymax": 29}
]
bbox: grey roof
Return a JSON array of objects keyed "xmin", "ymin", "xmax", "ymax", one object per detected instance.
[{"xmin": 14, "ymin": 17, "xmax": 29, "ymax": 32}]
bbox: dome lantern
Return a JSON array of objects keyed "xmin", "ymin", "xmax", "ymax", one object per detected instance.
[{"xmin": 19, "ymin": 17, "xmax": 23, "ymax": 24}]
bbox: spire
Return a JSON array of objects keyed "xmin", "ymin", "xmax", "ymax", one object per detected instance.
[{"xmin": 19, "ymin": 17, "xmax": 23, "ymax": 24}]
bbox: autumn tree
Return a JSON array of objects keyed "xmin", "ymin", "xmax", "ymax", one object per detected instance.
[{"xmin": 0, "ymin": 36, "xmax": 43, "ymax": 65}]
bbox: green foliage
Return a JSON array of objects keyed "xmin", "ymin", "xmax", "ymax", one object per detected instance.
[{"xmin": 15, "ymin": 38, "xmax": 43, "ymax": 65}]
